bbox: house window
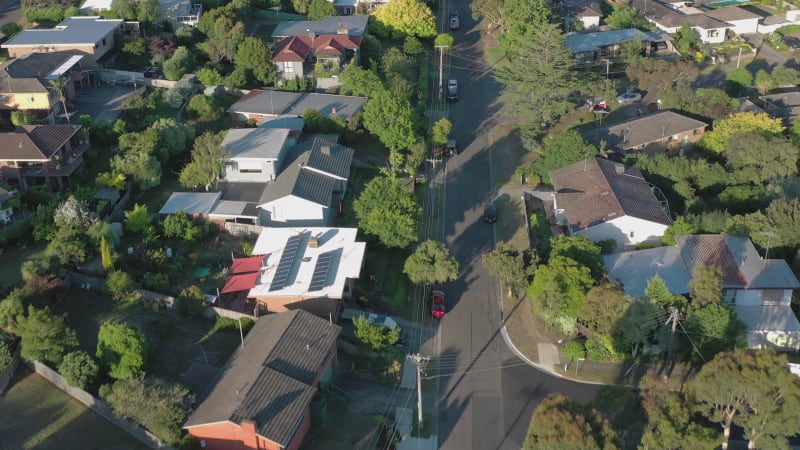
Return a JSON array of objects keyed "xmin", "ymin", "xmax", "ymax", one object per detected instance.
[
  {"xmin": 707, "ymin": 29, "xmax": 719, "ymax": 38},
  {"xmin": 283, "ymin": 61, "xmax": 293, "ymax": 73},
  {"xmin": 102, "ymin": 38, "xmax": 107, "ymax": 46},
  {"xmin": 629, "ymin": 231, "xmax": 634, "ymax": 238},
  {"xmin": 723, "ymin": 290, "xmax": 735, "ymax": 305},
  {"xmin": 344, "ymin": 7, "xmax": 352, "ymax": 14},
  {"xmin": 239, "ymin": 168, "xmax": 262, "ymax": 173}
]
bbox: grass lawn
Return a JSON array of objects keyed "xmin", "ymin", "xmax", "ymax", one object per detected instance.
[
  {"xmin": 57, "ymin": 287, "xmax": 241, "ymax": 386},
  {"xmin": 303, "ymin": 405, "xmax": 383, "ymax": 450},
  {"xmin": 0, "ymin": 241, "xmax": 47, "ymax": 289},
  {"xmin": 0, "ymin": 366, "xmax": 149, "ymax": 450}
]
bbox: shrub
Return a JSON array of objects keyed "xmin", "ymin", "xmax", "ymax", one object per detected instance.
[
  {"xmin": 213, "ymin": 316, "xmax": 254, "ymax": 334},
  {"xmin": 178, "ymin": 285, "xmax": 207, "ymax": 316},
  {"xmin": 0, "ymin": 22, "xmax": 22, "ymax": 38},
  {"xmin": 585, "ymin": 338, "xmax": 611, "ymax": 361},
  {"xmin": 96, "ymin": 322, "xmax": 148, "ymax": 380},
  {"xmin": 59, "ymin": 350, "xmax": 99, "ymax": 389},
  {"xmin": 597, "ymin": 239, "xmax": 617, "ymax": 255},
  {"xmin": 106, "ymin": 270, "xmax": 137, "ymax": 301},
  {"xmin": 0, "ymin": 341, "xmax": 12, "ymax": 370}
]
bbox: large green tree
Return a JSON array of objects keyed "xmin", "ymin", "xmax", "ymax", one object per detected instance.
[
  {"xmin": 339, "ymin": 65, "xmax": 384, "ymax": 97},
  {"xmin": 604, "ymin": 5, "xmax": 649, "ymax": 30},
  {"xmin": 684, "ymin": 303, "xmax": 746, "ymax": 365},
  {"xmin": 362, "ymin": 89, "xmax": 417, "ymax": 157},
  {"xmin": 235, "ymin": 37, "xmax": 275, "ymax": 86},
  {"xmin": 725, "ymin": 133, "xmax": 798, "ymax": 184},
  {"xmin": 482, "ymin": 241, "xmax": 533, "ymax": 297},
  {"xmin": 370, "ymin": 0, "xmax": 436, "ymax": 39},
  {"xmin": 700, "ymin": 112, "xmax": 784, "ymax": 154},
  {"xmin": 353, "ymin": 176, "xmax": 420, "ymax": 248},
  {"xmin": 96, "ymin": 322, "xmax": 149, "ymax": 380},
  {"xmin": 524, "ymin": 393, "xmax": 619, "ymax": 450},
  {"xmin": 495, "ymin": 22, "xmax": 585, "ymax": 139},
  {"xmin": 577, "ymin": 283, "xmax": 627, "ymax": 337},
  {"xmin": 353, "ymin": 315, "xmax": 401, "ymax": 350},
  {"xmin": 403, "ymin": 240, "xmax": 459, "ymax": 285},
  {"xmin": 688, "ymin": 265, "xmax": 722, "ymax": 308},
  {"xmin": 533, "ymin": 130, "xmax": 599, "ymax": 183},
  {"xmin": 549, "ymin": 235, "xmax": 605, "ymax": 280},
  {"xmin": 16, "ymin": 305, "xmax": 78, "ymax": 365},
  {"xmin": 59, "ymin": 350, "xmax": 99, "ymax": 389},
  {"xmin": 180, "ymin": 131, "xmax": 226, "ymax": 191},
  {"xmin": 528, "ymin": 256, "xmax": 593, "ymax": 331},
  {"xmin": 307, "ymin": 0, "xmax": 336, "ymax": 20},
  {"xmin": 499, "ymin": 0, "xmax": 551, "ymax": 55},
  {"xmin": 111, "ymin": 152, "xmax": 161, "ymax": 191},
  {"xmin": 612, "ymin": 299, "xmax": 665, "ymax": 358}
]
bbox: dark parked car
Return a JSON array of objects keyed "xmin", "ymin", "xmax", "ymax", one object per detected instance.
[{"xmin": 484, "ymin": 202, "xmax": 497, "ymax": 223}]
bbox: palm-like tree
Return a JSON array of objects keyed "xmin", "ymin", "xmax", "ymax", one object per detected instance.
[{"xmin": 49, "ymin": 77, "xmax": 70, "ymax": 123}]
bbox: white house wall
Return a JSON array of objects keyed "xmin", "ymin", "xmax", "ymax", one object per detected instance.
[
  {"xmin": 259, "ymin": 195, "xmax": 328, "ymax": 227},
  {"xmin": 697, "ymin": 27, "xmax": 726, "ymax": 44},
  {"xmin": 725, "ymin": 18, "xmax": 758, "ymax": 34},
  {"xmin": 575, "ymin": 215, "xmax": 668, "ymax": 249},
  {"xmin": 224, "ymin": 159, "xmax": 280, "ymax": 182}
]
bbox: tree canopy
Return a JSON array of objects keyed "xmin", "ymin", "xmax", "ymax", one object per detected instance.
[
  {"xmin": 307, "ymin": 0, "xmax": 337, "ymax": 20},
  {"xmin": 403, "ymin": 240, "xmax": 459, "ymax": 285},
  {"xmin": 528, "ymin": 256, "xmax": 593, "ymax": 332},
  {"xmin": 16, "ymin": 305, "xmax": 78, "ymax": 365},
  {"xmin": 96, "ymin": 322, "xmax": 149, "ymax": 380},
  {"xmin": 353, "ymin": 315, "xmax": 401, "ymax": 350},
  {"xmin": 549, "ymin": 235, "xmax": 605, "ymax": 280},
  {"xmin": 180, "ymin": 131, "xmax": 226, "ymax": 191},
  {"xmin": 339, "ymin": 65, "xmax": 384, "ymax": 97},
  {"xmin": 59, "ymin": 350, "xmax": 99, "ymax": 389},
  {"xmin": 370, "ymin": 0, "xmax": 437, "ymax": 39},
  {"xmin": 533, "ymin": 130, "xmax": 599, "ymax": 183},
  {"xmin": 482, "ymin": 241, "xmax": 533, "ymax": 297},
  {"xmin": 524, "ymin": 393, "xmax": 619, "ymax": 450},
  {"xmin": 362, "ymin": 89, "xmax": 417, "ymax": 153},
  {"xmin": 700, "ymin": 112, "xmax": 784, "ymax": 154},
  {"xmin": 353, "ymin": 176, "xmax": 420, "ymax": 248}
]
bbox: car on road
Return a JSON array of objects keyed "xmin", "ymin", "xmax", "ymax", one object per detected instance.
[
  {"xmin": 483, "ymin": 202, "xmax": 497, "ymax": 223},
  {"xmin": 431, "ymin": 290, "xmax": 446, "ymax": 319},
  {"xmin": 617, "ymin": 91, "xmax": 642, "ymax": 105},
  {"xmin": 450, "ymin": 10, "xmax": 460, "ymax": 30},
  {"xmin": 447, "ymin": 79, "xmax": 459, "ymax": 102},
  {"xmin": 445, "ymin": 139, "xmax": 457, "ymax": 156}
]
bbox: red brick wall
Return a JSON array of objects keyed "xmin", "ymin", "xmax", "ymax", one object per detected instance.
[{"xmin": 187, "ymin": 406, "xmax": 313, "ymax": 450}]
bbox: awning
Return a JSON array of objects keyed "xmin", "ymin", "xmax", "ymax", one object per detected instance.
[
  {"xmin": 230, "ymin": 256, "xmax": 266, "ymax": 274},
  {"xmin": 221, "ymin": 272, "xmax": 260, "ymax": 294}
]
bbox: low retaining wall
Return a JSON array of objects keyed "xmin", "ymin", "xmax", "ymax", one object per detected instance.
[
  {"xmin": 0, "ymin": 345, "xmax": 21, "ymax": 393},
  {"xmin": 223, "ymin": 222, "xmax": 262, "ymax": 237},
  {"xmin": 26, "ymin": 360, "xmax": 171, "ymax": 449},
  {"xmin": 204, "ymin": 306, "xmax": 255, "ymax": 321}
]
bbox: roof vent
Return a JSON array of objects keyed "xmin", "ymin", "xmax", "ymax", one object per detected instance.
[
  {"xmin": 308, "ymin": 236, "xmax": 319, "ymax": 248},
  {"xmin": 614, "ymin": 163, "xmax": 624, "ymax": 174},
  {"xmin": 336, "ymin": 20, "xmax": 347, "ymax": 34},
  {"xmin": 320, "ymin": 145, "xmax": 331, "ymax": 155}
]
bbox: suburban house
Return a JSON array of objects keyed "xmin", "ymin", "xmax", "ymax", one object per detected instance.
[
  {"xmin": 218, "ymin": 227, "xmax": 365, "ymax": 317},
  {"xmin": 703, "ymin": 7, "xmax": 761, "ymax": 34},
  {"xmin": 227, "ymin": 90, "xmax": 367, "ymax": 127},
  {"xmin": 565, "ymin": 29, "xmax": 674, "ymax": 63},
  {"xmin": 184, "ymin": 309, "xmax": 342, "ymax": 450},
  {"xmin": 0, "ymin": 124, "xmax": 85, "ymax": 192},
  {"xmin": 604, "ymin": 234, "xmax": 800, "ymax": 350},
  {"xmin": 257, "ymin": 136, "xmax": 354, "ymax": 227},
  {"xmin": 158, "ymin": 191, "xmax": 259, "ymax": 226},
  {"xmin": 758, "ymin": 9, "xmax": 800, "ymax": 34},
  {"xmin": 550, "ymin": 156, "xmax": 672, "ymax": 249},
  {"xmin": 629, "ymin": 0, "xmax": 728, "ymax": 44},
  {"xmin": 1, "ymin": 17, "xmax": 124, "ymax": 67},
  {"xmin": 271, "ymin": 16, "xmax": 367, "ymax": 83},
  {"xmin": 560, "ymin": 0, "xmax": 603, "ymax": 30},
  {"xmin": 221, "ymin": 127, "xmax": 298, "ymax": 183},
  {"xmin": 0, "ymin": 53, "xmax": 87, "ymax": 123},
  {"xmin": 761, "ymin": 91, "xmax": 800, "ymax": 126},
  {"xmin": 582, "ymin": 110, "xmax": 708, "ymax": 154}
]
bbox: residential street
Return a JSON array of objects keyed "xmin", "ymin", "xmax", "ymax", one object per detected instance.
[
  {"xmin": 0, "ymin": 0, "xmax": 21, "ymax": 29},
  {"xmin": 435, "ymin": 3, "xmax": 603, "ymax": 449}
]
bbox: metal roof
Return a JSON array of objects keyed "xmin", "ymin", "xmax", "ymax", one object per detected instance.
[
  {"xmin": 227, "ymin": 89, "xmax": 303, "ymax": 116},
  {"xmin": 565, "ymin": 29, "xmax": 672, "ymax": 53},
  {"xmin": 272, "ymin": 15, "xmax": 369, "ymax": 38},
  {"xmin": 221, "ymin": 127, "xmax": 292, "ymax": 160},
  {"xmin": 158, "ymin": 192, "xmax": 222, "ymax": 215},
  {"xmin": 184, "ymin": 310, "xmax": 341, "ymax": 447},
  {"xmin": 3, "ymin": 17, "xmax": 123, "ymax": 47},
  {"xmin": 603, "ymin": 246, "xmax": 691, "ymax": 297},
  {"xmin": 2, "ymin": 53, "xmax": 83, "ymax": 79},
  {"xmin": 298, "ymin": 136, "xmax": 354, "ymax": 180},
  {"xmin": 283, "ymin": 93, "xmax": 367, "ymax": 120}
]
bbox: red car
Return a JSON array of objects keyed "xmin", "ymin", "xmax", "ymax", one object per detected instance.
[{"xmin": 431, "ymin": 290, "xmax": 446, "ymax": 319}]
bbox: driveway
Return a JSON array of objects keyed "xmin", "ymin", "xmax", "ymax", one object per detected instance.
[
  {"xmin": 0, "ymin": 0, "xmax": 21, "ymax": 30},
  {"xmin": 71, "ymin": 85, "xmax": 144, "ymax": 123}
]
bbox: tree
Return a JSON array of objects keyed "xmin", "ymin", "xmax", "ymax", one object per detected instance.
[
  {"xmin": 550, "ymin": 235, "xmax": 605, "ymax": 280},
  {"xmin": 563, "ymin": 341, "xmax": 584, "ymax": 372},
  {"xmin": 49, "ymin": 77, "xmax": 70, "ymax": 123},
  {"xmin": 162, "ymin": 46, "xmax": 193, "ymax": 81},
  {"xmin": 59, "ymin": 351, "xmax": 99, "ymax": 389},
  {"xmin": 353, "ymin": 176, "xmax": 420, "ymax": 248},
  {"xmin": 370, "ymin": 0, "xmax": 436, "ymax": 39},
  {"xmin": 196, "ymin": 66, "xmax": 225, "ymax": 86},
  {"xmin": 726, "ymin": 68, "xmax": 752, "ymax": 97},
  {"xmin": 700, "ymin": 112, "xmax": 784, "ymax": 154},
  {"xmin": 363, "ymin": 89, "xmax": 417, "ymax": 154},
  {"xmin": 11, "ymin": 110, "xmax": 35, "ymax": 126},
  {"xmin": 673, "ymin": 24, "xmax": 701, "ymax": 53},
  {"xmin": 149, "ymin": 34, "xmax": 178, "ymax": 66},
  {"xmin": 533, "ymin": 130, "xmax": 599, "ymax": 183},
  {"xmin": 307, "ymin": 0, "xmax": 336, "ymax": 20},
  {"xmin": 639, "ymin": 371, "xmax": 721, "ymax": 449},
  {"xmin": 689, "ymin": 265, "xmax": 722, "ymax": 308},
  {"xmin": 725, "ymin": 133, "xmax": 798, "ymax": 183},
  {"xmin": 106, "ymin": 270, "xmax": 137, "ymax": 301},
  {"xmin": 16, "ymin": 305, "xmax": 77, "ymax": 365},
  {"xmin": 0, "ymin": 341, "xmax": 12, "ymax": 369},
  {"xmin": 528, "ymin": 256, "xmax": 594, "ymax": 330},
  {"xmin": 100, "ymin": 376, "xmax": 194, "ymax": 444},
  {"xmin": 198, "ymin": 17, "xmax": 245, "ymax": 64},
  {"xmin": 100, "ymin": 235, "xmax": 114, "ymax": 271},
  {"xmin": 339, "ymin": 65, "xmax": 384, "ymax": 97},
  {"xmin": 54, "ymin": 195, "xmax": 95, "ymax": 230},
  {"xmin": 605, "ymin": 5, "xmax": 647, "ymax": 30},
  {"xmin": 499, "ymin": 0, "xmax": 551, "ymax": 56},
  {"xmin": 151, "ymin": 118, "xmax": 195, "ymax": 159},
  {"xmin": 111, "ymin": 152, "xmax": 161, "ymax": 190},
  {"xmin": 125, "ymin": 203, "xmax": 154, "ymax": 236},
  {"xmin": 754, "ymin": 69, "xmax": 773, "ymax": 94},
  {"xmin": 482, "ymin": 241, "xmax": 532, "ymax": 297},
  {"xmin": 692, "ymin": 349, "xmax": 800, "ymax": 449},
  {"xmin": 771, "ymin": 66, "xmax": 800, "ymax": 87},
  {"xmin": 431, "ymin": 118, "xmax": 452, "ymax": 147},
  {"xmin": 235, "ymin": 37, "xmax": 275, "ymax": 86},
  {"xmin": 185, "ymin": 94, "xmax": 224, "ymax": 122},
  {"xmin": 292, "ymin": 0, "xmax": 310, "ymax": 14},
  {"xmin": 353, "ymin": 315, "xmax": 401, "ymax": 350},
  {"xmin": 613, "ymin": 299, "xmax": 665, "ymax": 358},
  {"xmin": 645, "ymin": 275, "xmax": 686, "ymax": 310},
  {"xmin": 163, "ymin": 80, "xmax": 195, "ymax": 108},
  {"xmin": 122, "ymin": 37, "xmax": 147, "ymax": 59},
  {"xmin": 684, "ymin": 303, "xmax": 746, "ymax": 365},
  {"xmin": 96, "ymin": 322, "xmax": 148, "ymax": 380},
  {"xmin": 577, "ymin": 284, "xmax": 627, "ymax": 336},
  {"xmin": 403, "ymin": 240, "xmax": 459, "ymax": 285},
  {"xmin": 524, "ymin": 393, "xmax": 619, "ymax": 450},
  {"xmin": 178, "ymin": 285, "xmax": 207, "ymax": 316},
  {"xmin": 470, "ymin": 0, "xmax": 504, "ymax": 34},
  {"xmin": 0, "ymin": 22, "xmax": 23, "ymax": 38},
  {"xmin": 162, "ymin": 210, "xmax": 201, "ymax": 241},
  {"xmin": 495, "ymin": 22, "xmax": 585, "ymax": 139},
  {"xmin": 180, "ymin": 131, "xmax": 226, "ymax": 191},
  {"xmin": 434, "ymin": 33, "xmax": 454, "ymax": 50}
]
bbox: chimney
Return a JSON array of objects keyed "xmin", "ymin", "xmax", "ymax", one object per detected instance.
[
  {"xmin": 307, "ymin": 29, "xmax": 316, "ymax": 41},
  {"xmin": 321, "ymin": 145, "xmax": 331, "ymax": 155},
  {"xmin": 614, "ymin": 163, "xmax": 624, "ymax": 174},
  {"xmin": 336, "ymin": 20, "xmax": 347, "ymax": 34},
  {"xmin": 308, "ymin": 236, "xmax": 319, "ymax": 248}
]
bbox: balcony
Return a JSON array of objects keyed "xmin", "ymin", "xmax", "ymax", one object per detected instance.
[{"xmin": 21, "ymin": 142, "xmax": 89, "ymax": 178}]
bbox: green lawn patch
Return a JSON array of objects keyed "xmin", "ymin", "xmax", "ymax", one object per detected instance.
[
  {"xmin": 304, "ymin": 406, "xmax": 384, "ymax": 450},
  {"xmin": 0, "ymin": 366, "xmax": 149, "ymax": 450},
  {"xmin": 0, "ymin": 241, "xmax": 47, "ymax": 288}
]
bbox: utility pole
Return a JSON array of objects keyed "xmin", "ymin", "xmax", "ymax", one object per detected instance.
[
  {"xmin": 408, "ymin": 353, "xmax": 430, "ymax": 430},
  {"xmin": 664, "ymin": 307, "xmax": 680, "ymax": 381},
  {"xmin": 436, "ymin": 45, "xmax": 448, "ymax": 99}
]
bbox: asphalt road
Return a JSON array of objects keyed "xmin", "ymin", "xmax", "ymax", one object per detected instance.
[
  {"xmin": 435, "ymin": 3, "xmax": 604, "ymax": 449},
  {"xmin": 0, "ymin": 0, "xmax": 21, "ymax": 29}
]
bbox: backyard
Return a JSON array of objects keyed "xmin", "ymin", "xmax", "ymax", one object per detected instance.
[{"xmin": 0, "ymin": 366, "xmax": 149, "ymax": 450}]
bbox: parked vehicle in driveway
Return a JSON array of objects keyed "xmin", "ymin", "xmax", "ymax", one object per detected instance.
[
  {"xmin": 617, "ymin": 92, "xmax": 642, "ymax": 105},
  {"xmin": 431, "ymin": 290, "xmax": 446, "ymax": 319},
  {"xmin": 447, "ymin": 79, "xmax": 458, "ymax": 102}
]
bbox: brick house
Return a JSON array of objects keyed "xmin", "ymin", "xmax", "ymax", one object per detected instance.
[
  {"xmin": 0, "ymin": 124, "xmax": 86, "ymax": 192},
  {"xmin": 183, "ymin": 310, "xmax": 342, "ymax": 450},
  {"xmin": 582, "ymin": 110, "xmax": 708, "ymax": 155}
]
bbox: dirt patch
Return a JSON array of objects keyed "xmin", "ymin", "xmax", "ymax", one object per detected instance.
[{"xmin": 503, "ymin": 293, "xmax": 567, "ymax": 363}]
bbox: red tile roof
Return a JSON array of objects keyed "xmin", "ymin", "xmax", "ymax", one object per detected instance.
[
  {"xmin": 272, "ymin": 34, "xmax": 362, "ymax": 62},
  {"xmin": 272, "ymin": 36, "xmax": 312, "ymax": 62}
]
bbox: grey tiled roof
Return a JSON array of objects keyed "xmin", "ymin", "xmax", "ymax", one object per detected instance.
[
  {"xmin": 229, "ymin": 90, "xmax": 367, "ymax": 121},
  {"xmin": 302, "ymin": 137, "xmax": 354, "ymax": 180},
  {"xmin": 272, "ymin": 16, "xmax": 369, "ymax": 38},
  {"xmin": 258, "ymin": 152, "xmax": 336, "ymax": 207},
  {"xmin": 184, "ymin": 310, "xmax": 341, "ymax": 447},
  {"xmin": 550, "ymin": 157, "xmax": 671, "ymax": 231},
  {"xmin": 283, "ymin": 93, "xmax": 367, "ymax": 120},
  {"xmin": 582, "ymin": 111, "xmax": 708, "ymax": 151},
  {"xmin": 227, "ymin": 89, "xmax": 303, "ymax": 116},
  {"xmin": 3, "ymin": 17, "xmax": 122, "ymax": 47}
]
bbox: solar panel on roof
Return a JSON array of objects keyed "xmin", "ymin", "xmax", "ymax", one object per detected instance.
[
  {"xmin": 269, "ymin": 234, "xmax": 303, "ymax": 291},
  {"xmin": 308, "ymin": 251, "xmax": 334, "ymax": 292}
]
